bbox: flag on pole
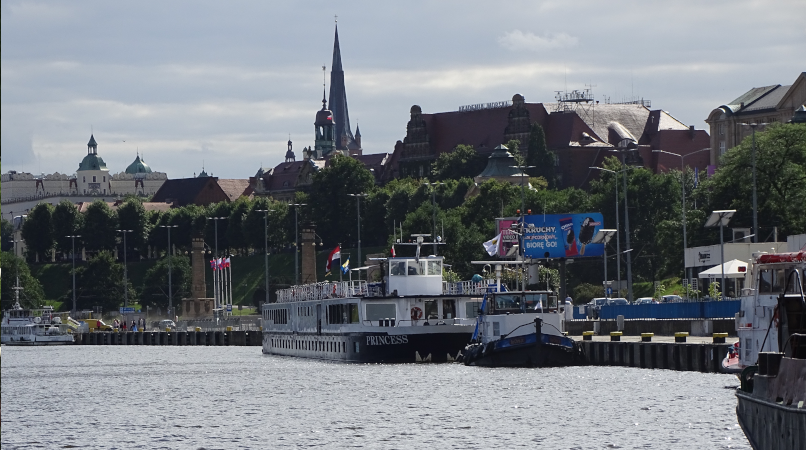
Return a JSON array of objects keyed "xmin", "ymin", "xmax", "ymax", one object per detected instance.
[
  {"xmin": 341, "ymin": 258, "xmax": 350, "ymax": 275},
  {"xmin": 326, "ymin": 246, "xmax": 341, "ymax": 274},
  {"xmin": 390, "ymin": 245, "xmax": 396, "ymax": 257},
  {"xmin": 483, "ymin": 232, "xmax": 502, "ymax": 256},
  {"xmin": 210, "ymin": 260, "xmax": 216, "ymax": 270},
  {"xmin": 223, "ymin": 257, "xmax": 231, "ymax": 268}
]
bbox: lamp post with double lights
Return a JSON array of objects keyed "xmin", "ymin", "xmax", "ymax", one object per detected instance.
[
  {"xmin": 159, "ymin": 225, "xmax": 178, "ymax": 317},
  {"xmin": 255, "ymin": 209, "xmax": 275, "ymax": 304},
  {"xmin": 652, "ymin": 148, "xmax": 711, "ymax": 287},
  {"xmin": 423, "ymin": 182, "xmax": 445, "ymax": 256},
  {"xmin": 116, "ymin": 229, "xmax": 133, "ymax": 307},
  {"xmin": 704, "ymin": 210, "xmax": 735, "ymax": 299},
  {"xmin": 347, "ymin": 194, "xmax": 367, "ymax": 280},
  {"xmin": 609, "ymin": 144, "xmax": 638, "ymax": 302},
  {"xmin": 288, "ymin": 203, "xmax": 306, "ymax": 285},
  {"xmin": 591, "ymin": 229, "xmax": 617, "ymax": 298},
  {"xmin": 67, "ymin": 234, "xmax": 81, "ymax": 315},
  {"xmin": 589, "ymin": 166, "xmax": 625, "ymax": 298},
  {"xmin": 740, "ymin": 123, "xmax": 767, "ymax": 243}
]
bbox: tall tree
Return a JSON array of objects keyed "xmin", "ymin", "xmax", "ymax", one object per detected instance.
[
  {"xmin": 117, "ymin": 198, "xmax": 148, "ymax": 258},
  {"xmin": 1, "ymin": 251, "xmax": 45, "ymax": 310},
  {"xmin": 81, "ymin": 200, "xmax": 117, "ymax": 252},
  {"xmin": 72, "ymin": 251, "xmax": 131, "ymax": 313},
  {"xmin": 226, "ymin": 197, "xmax": 252, "ymax": 254},
  {"xmin": 52, "ymin": 200, "xmax": 83, "ymax": 256},
  {"xmin": 1, "ymin": 219, "xmax": 13, "ymax": 253},
  {"xmin": 526, "ymin": 123, "xmax": 557, "ymax": 189},
  {"xmin": 21, "ymin": 202, "xmax": 55, "ymax": 261},
  {"xmin": 308, "ymin": 154, "xmax": 375, "ymax": 247},
  {"xmin": 431, "ymin": 144, "xmax": 486, "ymax": 181},
  {"xmin": 139, "ymin": 255, "xmax": 191, "ymax": 311},
  {"xmin": 699, "ymin": 122, "xmax": 806, "ymax": 238}
]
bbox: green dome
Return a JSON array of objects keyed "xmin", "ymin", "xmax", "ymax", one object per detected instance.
[
  {"xmin": 125, "ymin": 155, "xmax": 152, "ymax": 174},
  {"xmin": 78, "ymin": 154, "xmax": 107, "ymax": 171}
]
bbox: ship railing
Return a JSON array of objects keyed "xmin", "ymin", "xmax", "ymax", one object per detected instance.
[
  {"xmin": 362, "ymin": 317, "xmax": 473, "ymax": 327},
  {"xmin": 442, "ymin": 281, "xmax": 490, "ymax": 295},
  {"xmin": 276, "ymin": 281, "xmax": 369, "ymax": 303}
]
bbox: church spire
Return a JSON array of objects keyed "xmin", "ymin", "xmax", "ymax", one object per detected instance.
[{"xmin": 327, "ymin": 23, "xmax": 356, "ymax": 151}]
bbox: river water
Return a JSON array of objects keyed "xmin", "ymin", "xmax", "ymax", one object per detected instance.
[{"xmin": 1, "ymin": 345, "xmax": 750, "ymax": 449}]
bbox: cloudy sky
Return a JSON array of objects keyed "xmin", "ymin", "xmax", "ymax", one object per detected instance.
[{"xmin": 2, "ymin": 0, "xmax": 804, "ymax": 179}]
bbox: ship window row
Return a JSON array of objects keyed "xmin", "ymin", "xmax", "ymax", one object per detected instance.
[
  {"xmin": 297, "ymin": 306, "xmax": 313, "ymax": 317},
  {"xmin": 327, "ymin": 303, "xmax": 359, "ymax": 325},
  {"xmin": 265, "ymin": 308, "xmax": 288, "ymax": 324},
  {"xmin": 271, "ymin": 337, "xmax": 347, "ymax": 353}
]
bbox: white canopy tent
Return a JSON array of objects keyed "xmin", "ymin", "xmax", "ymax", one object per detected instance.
[{"xmin": 698, "ymin": 259, "xmax": 748, "ymax": 279}]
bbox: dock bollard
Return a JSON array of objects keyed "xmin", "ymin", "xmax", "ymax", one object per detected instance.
[
  {"xmin": 610, "ymin": 331, "xmax": 622, "ymax": 342},
  {"xmin": 675, "ymin": 332, "xmax": 689, "ymax": 343},
  {"xmin": 641, "ymin": 333, "xmax": 654, "ymax": 342},
  {"xmin": 712, "ymin": 332, "xmax": 728, "ymax": 344},
  {"xmin": 195, "ymin": 327, "xmax": 202, "ymax": 332},
  {"xmin": 582, "ymin": 331, "xmax": 594, "ymax": 341}
]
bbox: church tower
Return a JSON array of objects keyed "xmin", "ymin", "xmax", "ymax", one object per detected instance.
[
  {"xmin": 328, "ymin": 24, "xmax": 360, "ymax": 153},
  {"xmin": 314, "ymin": 91, "xmax": 336, "ymax": 159},
  {"xmin": 285, "ymin": 138, "xmax": 295, "ymax": 162}
]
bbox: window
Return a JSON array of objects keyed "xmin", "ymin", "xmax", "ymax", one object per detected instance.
[
  {"xmin": 759, "ymin": 270, "xmax": 773, "ymax": 293},
  {"xmin": 365, "ymin": 304, "xmax": 396, "ymax": 321},
  {"xmin": 103, "ymin": 176, "xmax": 105, "ymax": 182},
  {"xmin": 718, "ymin": 124, "xmax": 725, "ymax": 136},
  {"xmin": 328, "ymin": 303, "xmax": 358, "ymax": 324},
  {"xmin": 93, "ymin": 176, "xmax": 96, "ymax": 182},
  {"xmin": 408, "ymin": 261, "xmax": 426, "ymax": 275},
  {"xmin": 424, "ymin": 300, "xmax": 438, "ymax": 319},
  {"xmin": 83, "ymin": 176, "xmax": 86, "ymax": 183},
  {"xmin": 466, "ymin": 302, "xmax": 482, "ymax": 318},
  {"xmin": 390, "ymin": 261, "xmax": 406, "ymax": 276},
  {"xmin": 427, "ymin": 260, "xmax": 442, "ymax": 276},
  {"xmin": 719, "ymin": 141, "xmax": 726, "ymax": 155},
  {"xmin": 493, "ymin": 321, "xmax": 500, "ymax": 336},
  {"xmin": 442, "ymin": 299, "xmax": 456, "ymax": 319}
]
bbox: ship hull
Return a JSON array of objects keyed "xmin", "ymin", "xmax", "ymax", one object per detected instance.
[
  {"xmin": 736, "ymin": 389, "xmax": 806, "ymax": 450},
  {"xmin": 463, "ymin": 332, "xmax": 583, "ymax": 368}
]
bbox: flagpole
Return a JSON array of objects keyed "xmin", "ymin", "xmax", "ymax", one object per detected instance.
[
  {"xmin": 213, "ymin": 260, "xmax": 218, "ymax": 313},
  {"xmin": 339, "ymin": 244, "xmax": 343, "ymax": 283},
  {"xmin": 228, "ymin": 258, "xmax": 233, "ymax": 316}
]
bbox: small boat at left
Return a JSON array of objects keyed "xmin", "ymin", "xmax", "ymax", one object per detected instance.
[{"xmin": 1, "ymin": 303, "xmax": 75, "ymax": 346}]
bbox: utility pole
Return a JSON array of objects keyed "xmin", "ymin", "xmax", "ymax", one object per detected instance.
[
  {"xmin": 256, "ymin": 209, "xmax": 275, "ymax": 303},
  {"xmin": 347, "ymin": 194, "xmax": 367, "ymax": 280}
]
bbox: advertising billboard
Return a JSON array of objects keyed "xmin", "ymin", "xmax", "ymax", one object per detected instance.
[
  {"xmin": 522, "ymin": 213, "xmax": 605, "ymax": 259},
  {"xmin": 496, "ymin": 218, "xmax": 519, "ymax": 256}
]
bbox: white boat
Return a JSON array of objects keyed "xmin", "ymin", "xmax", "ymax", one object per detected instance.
[
  {"xmin": 727, "ymin": 250, "xmax": 806, "ymax": 372},
  {"xmin": 262, "ymin": 254, "xmax": 486, "ymax": 363},
  {"xmin": 1, "ymin": 303, "xmax": 75, "ymax": 346}
]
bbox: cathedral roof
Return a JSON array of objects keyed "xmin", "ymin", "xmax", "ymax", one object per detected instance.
[
  {"xmin": 476, "ymin": 145, "xmax": 525, "ymax": 178},
  {"xmin": 327, "ymin": 24, "xmax": 357, "ymax": 151},
  {"xmin": 125, "ymin": 155, "xmax": 152, "ymax": 174}
]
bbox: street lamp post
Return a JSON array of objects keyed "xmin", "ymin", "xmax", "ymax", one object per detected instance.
[
  {"xmin": 159, "ymin": 225, "xmax": 178, "ymax": 317},
  {"xmin": 705, "ymin": 210, "xmax": 736, "ymax": 299},
  {"xmin": 255, "ymin": 209, "xmax": 275, "ymax": 304},
  {"xmin": 423, "ymin": 182, "xmax": 445, "ymax": 255},
  {"xmin": 652, "ymin": 148, "xmax": 711, "ymax": 291},
  {"xmin": 67, "ymin": 234, "xmax": 81, "ymax": 315},
  {"xmin": 608, "ymin": 145, "xmax": 637, "ymax": 302},
  {"xmin": 347, "ymin": 194, "xmax": 368, "ymax": 280},
  {"xmin": 591, "ymin": 229, "xmax": 616, "ymax": 298},
  {"xmin": 288, "ymin": 204, "xmax": 306, "ymax": 285},
  {"xmin": 741, "ymin": 123, "xmax": 767, "ymax": 243},
  {"xmin": 589, "ymin": 167, "xmax": 623, "ymax": 297},
  {"xmin": 510, "ymin": 164, "xmax": 535, "ymax": 292},
  {"xmin": 116, "ymin": 229, "xmax": 133, "ymax": 307}
]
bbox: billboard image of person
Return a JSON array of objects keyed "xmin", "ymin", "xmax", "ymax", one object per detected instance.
[{"xmin": 522, "ymin": 213, "xmax": 604, "ymax": 259}]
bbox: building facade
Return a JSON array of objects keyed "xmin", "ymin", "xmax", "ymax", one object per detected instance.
[{"xmin": 705, "ymin": 72, "xmax": 806, "ymax": 166}]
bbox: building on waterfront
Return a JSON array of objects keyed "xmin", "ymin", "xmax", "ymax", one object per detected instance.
[
  {"xmin": 151, "ymin": 170, "xmax": 252, "ymax": 207},
  {"xmin": 390, "ymin": 92, "xmax": 711, "ymax": 188},
  {"xmin": 2, "ymin": 134, "xmax": 167, "ymax": 204},
  {"xmin": 705, "ymin": 72, "xmax": 806, "ymax": 167}
]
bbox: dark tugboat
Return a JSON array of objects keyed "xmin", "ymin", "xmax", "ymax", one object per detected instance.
[
  {"xmin": 735, "ymin": 266, "xmax": 806, "ymax": 449},
  {"xmin": 462, "ymin": 263, "xmax": 583, "ymax": 368}
]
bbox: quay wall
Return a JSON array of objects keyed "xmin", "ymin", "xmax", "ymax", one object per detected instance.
[{"xmin": 579, "ymin": 340, "xmax": 732, "ymax": 373}]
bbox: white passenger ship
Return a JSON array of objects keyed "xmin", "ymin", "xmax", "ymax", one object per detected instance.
[
  {"xmin": 1, "ymin": 303, "xmax": 74, "ymax": 346},
  {"xmin": 261, "ymin": 255, "xmax": 486, "ymax": 363}
]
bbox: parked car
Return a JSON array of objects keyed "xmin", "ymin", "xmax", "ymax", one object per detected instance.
[
  {"xmin": 635, "ymin": 297, "xmax": 658, "ymax": 305},
  {"xmin": 156, "ymin": 319, "xmax": 177, "ymax": 331},
  {"xmin": 606, "ymin": 298, "xmax": 629, "ymax": 306},
  {"xmin": 660, "ymin": 295, "xmax": 683, "ymax": 303}
]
